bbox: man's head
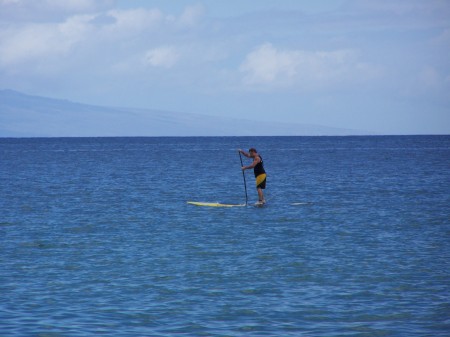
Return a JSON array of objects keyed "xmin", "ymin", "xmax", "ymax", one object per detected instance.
[{"xmin": 249, "ymin": 148, "xmax": 257, "ymax": 158}]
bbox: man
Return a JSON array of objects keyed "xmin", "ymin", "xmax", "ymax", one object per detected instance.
[{"xmin": 239, "ymin": 148, "xmax": 267, "ymax": 205}]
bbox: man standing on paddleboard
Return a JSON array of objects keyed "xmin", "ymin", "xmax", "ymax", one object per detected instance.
[{"xmin": 239, "ymin": 148, "xmax": 266, "ymax": 205}]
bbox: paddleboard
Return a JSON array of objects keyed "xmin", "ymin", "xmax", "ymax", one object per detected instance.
[{"xmin": 187, "ymin": 201, "xmax": 245, "ymax": 207}]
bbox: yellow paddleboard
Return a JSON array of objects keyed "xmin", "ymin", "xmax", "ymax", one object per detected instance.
[{"xmin": 187, "ymin": 201, "xmax": 245, "ymax": 207}]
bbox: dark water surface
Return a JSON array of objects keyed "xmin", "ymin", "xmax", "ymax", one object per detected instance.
[{"xmin": 1, "ymin": 136, "xmax": 449, "ymax": 336}]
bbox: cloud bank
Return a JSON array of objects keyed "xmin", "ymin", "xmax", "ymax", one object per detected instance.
[{"xmin": 239, "ymin": 43, "xmax": 382, "ymax": 91}]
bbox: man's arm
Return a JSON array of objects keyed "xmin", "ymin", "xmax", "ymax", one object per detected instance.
[
  {"xmin": 238, "ymin": 149, "xmax": 251, "ymax": 158},
  {"xmin": 242, "ymin": 157, "xmax": 261, "ymax": 170}
]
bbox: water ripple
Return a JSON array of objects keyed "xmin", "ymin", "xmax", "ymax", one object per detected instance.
[{"xmin": 1, "ymin": 136, "xmax": 449, "ymax": 336}]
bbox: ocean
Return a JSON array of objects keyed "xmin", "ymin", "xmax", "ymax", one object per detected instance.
[{"xmin": 1, "ymin": 136, "xmax": 449, "ymax": 336}]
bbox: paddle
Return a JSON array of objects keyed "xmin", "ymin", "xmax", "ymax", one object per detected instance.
[{"xmin": 239, "ymin": 152, "xmax": 248, "ymax": 206}]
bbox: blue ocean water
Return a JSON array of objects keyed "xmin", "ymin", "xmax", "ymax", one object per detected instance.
[{"xmin": 1, "ymin": 136, "xmax": 449, "ymax": 336}]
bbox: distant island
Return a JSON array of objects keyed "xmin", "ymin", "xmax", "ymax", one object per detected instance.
[{"xmin": 0, "ymin": 90, "xmax": 362, "ymax": 137}]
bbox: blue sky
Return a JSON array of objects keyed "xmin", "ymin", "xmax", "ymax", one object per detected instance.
[{"xmin": 0, "ymin": 0, "xmax": 449, "ymax": 134}]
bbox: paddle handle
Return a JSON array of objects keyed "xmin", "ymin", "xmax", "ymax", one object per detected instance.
[{"xmin": 239, "ymin": 152, "xmax": 248, "ymax": 206}]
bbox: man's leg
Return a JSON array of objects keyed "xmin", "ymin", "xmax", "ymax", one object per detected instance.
[{"xmin": 257, "ymin": 188, "xmax": 265, "ymax": 203}]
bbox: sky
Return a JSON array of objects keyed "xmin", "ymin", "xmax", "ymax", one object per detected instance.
[{"xmin": 0, "ymin": 0, "xmax": 449, "ymax": 134}]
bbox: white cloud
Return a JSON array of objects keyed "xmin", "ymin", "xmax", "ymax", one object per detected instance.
[
  {"xmin": 0, "ymin": 0, "xmax": 114, "ymax": 22},
  {"xmin": 144, "ymin": 47, "xmax": 179, "ymax": 68},
  {"xmin": 0, "ymin": 14, "xmax": 95, "ymax": 67},
  {"xmin": 0, "ymin": 2, "xmax": 204, "ymax": 71},
  {"xmin": 239, "ymin": 43, "xmax": 381, "ymax": 90},
  {"xmin": 0, "ymin": 6, "xmax": 167, "ymax": 69},
  {"xmin": 240, "ymin": 43, "xmax": 299, "ymax": 85},
  {"xmin": 178, "ymin": 4, "xmax": 205, "ymax": 27},
  {"xmin": 106, "ymin": 8, "xmax": 163, "ymax": 33}
]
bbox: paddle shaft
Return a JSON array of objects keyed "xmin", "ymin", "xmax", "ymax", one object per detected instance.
[{"xmin": 239, "ymin": 152, "xmax": 248, "ymax": 205}]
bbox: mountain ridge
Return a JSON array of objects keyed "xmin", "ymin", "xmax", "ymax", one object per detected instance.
[{"xmin": 0, "ymin": 90, "xmax": 364, "ymax": 137}]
